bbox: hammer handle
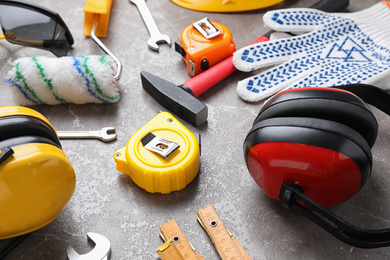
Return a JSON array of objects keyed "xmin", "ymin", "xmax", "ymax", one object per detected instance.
[
  {"xmin": 185, "ymin": 36, "xmax": 269, "ymax": 97},
  {"xmin": 183, "ymin": 0, "xmax": 349, "ymax": 98}
]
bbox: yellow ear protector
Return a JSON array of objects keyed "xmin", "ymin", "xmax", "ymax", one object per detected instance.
[
  {"xmin": 170, "ymin": 0, "xmax": 284, "ymax": 13},
  {"xmin": 0, "ymin": 106, "xmax": 76, "ymax": 240}
]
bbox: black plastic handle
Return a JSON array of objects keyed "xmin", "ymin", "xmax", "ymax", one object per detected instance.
[{"xmin": 279, "ymin": 183, "xmax": 390, "ymax": 248}]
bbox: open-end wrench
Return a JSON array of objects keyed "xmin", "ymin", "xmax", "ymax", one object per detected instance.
[
  {"xmin": 129, "ymin": 0, "xmax": 171, "ymax": 51},
  {"xmin": 57, "ymin": 127, "xmax": 117, "ymax": 143},
  {"xmin": 67, "ymin": 232, "xmax": 111, "ymax": 260}
]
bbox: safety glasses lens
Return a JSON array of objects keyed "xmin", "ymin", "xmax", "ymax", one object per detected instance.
[
  {"xmin": 0, "ymin": 4, "xmax": 70, "ymax": 56},
  {"xmin": 49, "ymin": 23, "xmax": 71, "ymax": 57}
]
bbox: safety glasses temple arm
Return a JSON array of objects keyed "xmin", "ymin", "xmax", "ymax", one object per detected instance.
[
  {"xmin": 90, "ymin": 14, "xmax": 122, "ymax": 81},
  {"xmin": 279, "ymin": 183, "xmax": 390, "ymax": 248}
]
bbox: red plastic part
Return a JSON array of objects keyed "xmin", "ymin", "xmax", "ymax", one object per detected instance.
[
  {"xmin": 185, "ymin": 35, "xmax": 270, "ymax": 97},
  {"xmin": 247, "ymin": 142, "xmax": 362, "ymax": 207}
]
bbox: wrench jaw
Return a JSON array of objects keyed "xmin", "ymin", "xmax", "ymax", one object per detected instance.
[
  {"xmin": 67, "ymin": 232, "xmax": 111, "ymax": 260},
  {"xmin": 148, "ymin": 35, "xmax": 172, "ymax": 51},
  {"xmin": 100, "ymin": 127, "xmax": 117, "ymax": 142}
]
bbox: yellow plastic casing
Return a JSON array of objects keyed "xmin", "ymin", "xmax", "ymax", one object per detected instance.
[
  {"xmin": 114, "ymin": 112, "xmax": 200, "ymax": 194},
  {"xmin": 0, "ymin": 143, "xmax": 75, "ymax": 240},
  {"xmin": 0, "ymin": 106, "xmax": 76, "ymax": 239},
  {"xmin": 171, "ymin": 0, "xmax": 284, "ymax": 13},
  {"xmin": 83, "ymin": 0, "xmax": 114, "ymax": 37},
  {"xmin": 180, "ymin": 20, "xmax": 235, "ymax": 77},
  {"xmin": 0, "ymin": 106, "xmax": 55, "ymax": 130}
]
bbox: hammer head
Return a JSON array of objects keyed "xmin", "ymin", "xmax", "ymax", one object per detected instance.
[{"xmin": 141, "ymin": 71, "xmax": 208, "ymax": 127}]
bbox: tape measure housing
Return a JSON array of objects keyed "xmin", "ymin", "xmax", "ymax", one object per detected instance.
[
  {"xmin": 175, "ymin": 18, "xmax": 236, "ymax": 77},
  {"xmin": 114, "ymin": 112, "xmax": 200, "ymax": 194}
]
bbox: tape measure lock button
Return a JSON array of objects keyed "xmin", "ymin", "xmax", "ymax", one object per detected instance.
[{"xmin": 113, "ymin": 112, "xmax": 200, "ymax": 194}]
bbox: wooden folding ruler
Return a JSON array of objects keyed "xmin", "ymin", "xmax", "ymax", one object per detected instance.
[
  {"xmin": 156, "ymin": 219, "xmax": 203, "ymax": 259},
  {"xmin": 197, "ymin": 205, "xmax": 252, "ymax": 260}
]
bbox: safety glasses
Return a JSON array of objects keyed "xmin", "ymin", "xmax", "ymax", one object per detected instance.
[{"xmin": 0, "ymin": 0, "xmax": 74, "ymax": 57}]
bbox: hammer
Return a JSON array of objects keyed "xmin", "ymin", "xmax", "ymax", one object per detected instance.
[{"xmin": 141, "ymin": 0, "xmax": 349, "ymax": 127}]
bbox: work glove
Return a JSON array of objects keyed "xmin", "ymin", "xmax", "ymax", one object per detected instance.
[{"xmin": 232, "ymin": 1, "xmax": 390, "ymax": 102}]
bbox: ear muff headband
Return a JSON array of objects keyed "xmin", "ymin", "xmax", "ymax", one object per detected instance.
[
  {"xmin": 255, "ymin": 87, "xmax": 378, "ymax": 147},
  {"xmin": 244, "ymin": 84, "xmax": 390, "ymax": 248},
  {"xmin": 0, "ymin": 116, "xmax": 61, "ymax": 147},
  {"xmin": 0, "ymin": 106, "xmax": 54, "ymax": 129},
  {"xmin": 0, "ymin": 135, "xmax": 61, "ymax": 150}
]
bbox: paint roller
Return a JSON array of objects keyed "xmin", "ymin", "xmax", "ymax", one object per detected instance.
[{"xmin": 5, "ymin": 0, "xmax": 122, "ymax": 105}]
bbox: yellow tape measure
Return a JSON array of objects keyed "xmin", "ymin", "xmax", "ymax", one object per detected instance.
[
  {"xmin": 197, "ymin": 205, "xmax": 252, "ymax": 260},
  {"xmin": 114, "ymin": 112, "xmax": 200, "ymax": 194},
  {"xmin": 157, "ymin": 220, "xmax": 203, "ymax": 259}
]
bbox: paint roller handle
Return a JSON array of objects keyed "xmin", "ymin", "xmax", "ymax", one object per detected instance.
[{"xmin": 183, "ymin": 0, "xmax": 350, "ymax": 98}]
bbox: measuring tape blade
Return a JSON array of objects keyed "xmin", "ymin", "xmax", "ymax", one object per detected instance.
[
  {"xmin": 157, "ymin": 219, "xmax": 204, "ymax": 260},
  {"xmin": 197, "ymin": 205, "xmax": 252, "ymax": 260}
]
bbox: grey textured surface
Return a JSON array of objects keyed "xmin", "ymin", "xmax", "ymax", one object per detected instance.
[{"xmin": 1, "ymin": 0, "xmax": 390, "ymax": 259}]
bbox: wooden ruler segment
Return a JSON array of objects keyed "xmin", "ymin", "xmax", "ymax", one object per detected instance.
[
  {"xmin": 157, "ymin": 219, "xmax": 204, "ymax": 259},
  {"xmin": 197, "ymin": 205, "xmax": 252, "ymax": 260},
  {"xmin": 156, "ymin": 239, "xmax": 186, "ymax": 259}
]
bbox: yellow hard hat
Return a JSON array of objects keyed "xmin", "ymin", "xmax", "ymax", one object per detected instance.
[
  {"xmin": 170, "ymin": 0, "xmax": 284, "ymax": 12},
  {"xmin": 0, "ymin": 106, "xmax": 76, "ymax": 239}
]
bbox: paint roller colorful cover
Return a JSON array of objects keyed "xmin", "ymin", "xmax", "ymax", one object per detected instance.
[{"xmin": 6, "ymin": 55, "xmax": 120, "ymax": 105}]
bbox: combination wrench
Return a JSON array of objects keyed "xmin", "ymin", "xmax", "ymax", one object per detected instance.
[
  {"xmin": 57, "ymin": 127, "xmax": 117, "ymax": 143},
  {"xmin": 129, "ymin": 0, "xmax": 171, "ymax": 51},
  {"xmin": 67, "ymin": 232, "xmax": 111, "ymax": 260}
]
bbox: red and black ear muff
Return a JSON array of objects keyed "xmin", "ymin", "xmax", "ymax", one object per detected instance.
[
  {"xmin": 243, "ymin": 84, "xmax": 390, "ymax": 248},
  {"xmin": 0, "ymin": 106, "xmax": 76, "ymax": 240}
]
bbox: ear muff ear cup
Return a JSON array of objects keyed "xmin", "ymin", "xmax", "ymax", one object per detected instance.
[
  {"xmin": 254, "ymin": 88, "xmax": 378, "ymax": 148},
  {"xmin": 244, "ymin": 117, "xmax": 372, "ymax": 207},
  {"xmin": 0, "ymin": 138, "xmax": 75, "ymax": 239},
  {"xmin": 0, "ymin": 116, "xmax": 61, "ymax": 147},
  {"xmin": 0, "ymin": 107, "xmax": 75, "ymax": 240}
]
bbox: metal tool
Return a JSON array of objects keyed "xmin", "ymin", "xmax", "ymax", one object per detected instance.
[
  {"xmin": 67, "ymin": 232, "xmax": 111, "ymax": 260},
  {"xmin": 83, "ymin": 0, "xmax": 123, "ymax": 80},
  {"xmin": 141, "ymin": 132, "xmax": 180, "ymax": 159},
  {"xmin": 129, "ymin": 0, "xmax": 171, "ymax": 51},
  {"xmin": 57, "ymin": 127, "xmax": 117, "ymax": 142}
]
